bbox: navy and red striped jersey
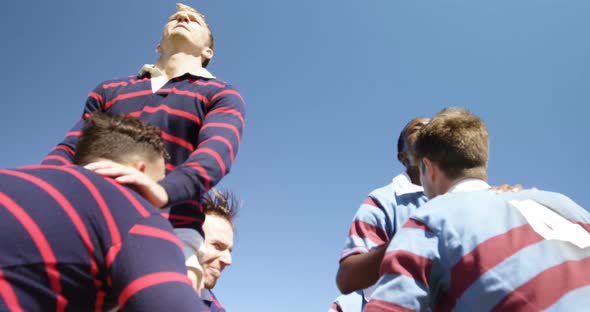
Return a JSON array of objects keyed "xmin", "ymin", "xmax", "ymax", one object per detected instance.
[
  {"xmin": 42, "ymin": 71, "xmax": 246, "ymax": 235},
  {"xmin": 202, "ymin": 289, "xmax": 225, "ymax": 312},
  {"xmin": 366, "ymin": 188, "xmax": 590, "ymax": 312},
  {"xmin": 0, "ymin": 165, "xmax": 207, "ymax": 311}
]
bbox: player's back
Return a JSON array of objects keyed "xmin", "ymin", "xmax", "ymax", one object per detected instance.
[
  {"xmin": 415, "ymin": 189, "xmax": 590, "ymax": 311},
  {"xmin": 0, "ymin": 165, "xmax": 205, "ymax": 311}
]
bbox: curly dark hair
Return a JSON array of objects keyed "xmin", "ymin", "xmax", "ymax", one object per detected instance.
[{"xmin": 74, "ymin": 113, "xmax": 169, "ymax": 166}]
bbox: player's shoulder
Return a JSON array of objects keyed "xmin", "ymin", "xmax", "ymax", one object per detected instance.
[{"xmin": 93, "ymin": 74, "xmax": 147, "ymax": 90}]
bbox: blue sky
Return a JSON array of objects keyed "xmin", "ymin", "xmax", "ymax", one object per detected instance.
[{"xmin": 2, "ymin": 1, "xmax": 590, "ymax": 311}]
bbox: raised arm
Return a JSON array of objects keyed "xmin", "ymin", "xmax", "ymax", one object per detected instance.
[
  {"xmin": 109, "ymin": 215, "xmax": 207, "ymax": 311},
  {"xmin": 159, "ymin": 86, "xmax": 245, "ymax": 206}
]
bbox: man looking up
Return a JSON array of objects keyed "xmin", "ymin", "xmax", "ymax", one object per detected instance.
[
  {"xmin": 42, "ymin": 3, "xmax": 246, "ymax": 290},
  {"xmin": 198, "ymin": 189, "xmax": 239, "ymax": 311},
  {"xmin": 334, "ymin": 117, "xmax": 430, "ymax": 309},
  {"xmin": 366, "ymin": 108, "xmax": 590, "ymax": 311},
  {"xmin": 0, "ymin": 113, "xmax": 207, "ymax": 311}
]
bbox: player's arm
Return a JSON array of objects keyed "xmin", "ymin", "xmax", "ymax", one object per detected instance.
[
  {"xmin": 365, "ymin": 218, "xmax": 441, "ymax": 312},
  {"xmin": 41, "ymin": 86, "xmax": 105, "ymax": 165},
  {"xmin": 336, "ymin": 196, "xmax": 391, "ymax": 294},
  {"xmin": 159, "ymin": 85, "xmax": 245, "ymax": 206},
  {"xmin": 337, "ymin": 243, "xmax": 388, "ymax": 294},
  {"xmin": 109, "ymin": 215, "xmax": 207, "ymax": 311}
]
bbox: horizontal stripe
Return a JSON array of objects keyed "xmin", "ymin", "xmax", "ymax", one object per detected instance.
[
  {"xmin": 439, "ymin": 224, "xmax": 543, "ymax": 311},
  {"xmin": 363, "ymin": 197, "xmax": 382, "ymax": 208},
  {"xmin": 491, "ymin": 257, "xmax": 590, "ymax": 311},
  {"xmin": 193, "ymin": 148, "xmax": 227, "ymax": 175},
  {"xmin": 54, "ymin": 145, "xmax": 75, "ymax": 156},
  {"xmin": 129, "ymin": 77, "xmax": 150, "ymax": 85},
  {"xmin": 402, "ymin": 219, "xmax": 432, "ymax": 233},
  {"xmin": 129, "ymin": 224, "xmax": 183, "ymax": 250},
  {"xmin": 200, "ymin": 123, "xmax": 241, "ymax": 145},
  {"xmin": 161, "ymin": 132, "xmax": 194, "ymax": 151},
  {"xmin": 166, "ymin": 214, "xmax": 202, "ymax": 222},
  {"xmin": 349, "ymin": 220, "xmax": 388, "ymax": 246},
  {"xmin": 364, "ymin": 299, "xmax": 416, "ymax": 312},
  {"xmin": 104, "ymin": 90, "xmax": 153, "ymax": 110},
  {"xmin": 208, "ymin": 107, "xmax": 245, "ymax": 127},
  {"xmin": 210, "ymin": 89, "xmax": 245, "ymax": 105},
  {"xmin": 158, "ymin": 87, "xmax": 210, "ymax": 106},
  {"xmin": 196, "ymin": 136, "xmax": 235, "ymax": 163},
  {"xmin": 118, "ymin": 272, "xmax": 190, "ymax": 308},
  {"xmin": 102, "ymin": 81, "xmax": 129, "ymax": 89},
  {"xmin": 141, "ymin": 104, "xmax": 202, "ymax": 125},
  {"xmin": 381, "ymin": 250, "xmax": 432, "ymax": 288},
  {"xmin": 193, "ymin": 80, "xmax": 226, "ymax": 88},
  {"xmin": 184, "ymin": 163, "xmax": 211, "ymax": 191},
  {"xmin": 65, "ymin": 131, "xmax": 81, "ymax": 138},
  {"xmin": 165, "ymin": 163, "xmax": 176, "ymax": 172},
  {"xmin": 42, "ymin": 155, "xmax": 70, "ymax": 165}
]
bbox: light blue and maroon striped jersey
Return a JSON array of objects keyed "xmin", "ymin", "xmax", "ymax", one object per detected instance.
[
  {"xmin": 42, "ymin": 72, "xmax": 246, "ymax": 236},
  {"xmin": 329, "ymin": 291, "xmax": 363, "ymax": 312},
  {"xmin": 366, "ymin": 188, "xmax": 590, "ymax": 312},
  {"xmin": 0, "ymin": 165, "xmax": 207, "ymax": 311},
  {"xmin": 341, "ymin": 173, "xmax": 426, "ymax": 261}
]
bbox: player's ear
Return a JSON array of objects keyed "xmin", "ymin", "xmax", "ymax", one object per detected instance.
[
  {"xmin": 422, "ymin": 157, "xmax": 435, "ymax": 180},
  {"xmin": 134, "ymin": 161, "xmax": 147, "ymax": 173},
  {"xmin": 201, "ymin": 47, "xmax": 213, "ymax": 63}
]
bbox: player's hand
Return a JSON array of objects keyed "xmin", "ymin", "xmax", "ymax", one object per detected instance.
[
  {"xmin": 84, "ymin": 160, "xmax": 169, "ymax": 208},
  {"xmin": 490, "ymin": 184, "xmax": 537, "ymax": 193}
]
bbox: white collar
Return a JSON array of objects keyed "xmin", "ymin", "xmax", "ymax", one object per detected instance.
[
  {"xmin": 448, "ymin": 179, "xmax": 490, "ymax": 193},
  {"xmin": 392, "ymin": 172, "xmax": 424, "ymax": 196},
  {"xmin": 138, "ymin": 64, "xmax": 215, "ymax": 79}
]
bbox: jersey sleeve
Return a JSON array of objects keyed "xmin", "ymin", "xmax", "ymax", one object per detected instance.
[
  {"xmin": 365, "ymin": 218, "xmax": 442, "ymax": 312},
  {"xmin": 108, "ymin": 215, "xmax": 207, "ymax": 311},
  {"xmin": 159, "ymin": 85, "xmax": 245, "ymax": 205},
  {"xmin": 41, "ymin": 85, "xmax": 106, "ymax": 165},
  {"xmin": 341, "ymin": 194, "xmax": 392, "ymax": 261}
]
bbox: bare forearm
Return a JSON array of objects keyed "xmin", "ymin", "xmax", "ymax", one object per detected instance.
[{"xmin": 336, "ymin": 243, "xmax": 388, "ymax": 294}]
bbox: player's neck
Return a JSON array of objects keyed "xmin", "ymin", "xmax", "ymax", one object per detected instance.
[{"xmin": 155, "ymin": 52, "xmax": 203, "ymax": 80}]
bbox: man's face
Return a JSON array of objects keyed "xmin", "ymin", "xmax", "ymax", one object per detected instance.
[
  {"xmin": 161, "ymin": 9, "xmax": 212, "ymax": 55},
  {"xmin": 198, "ymin": 215, "xmax": 234, "ymax": 289}
]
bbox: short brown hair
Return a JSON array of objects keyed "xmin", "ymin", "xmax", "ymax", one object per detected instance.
[
  {"xmin": 74, "ymin": 113, "xmax": 169, "ymax": 166},
  {"xmin": 415, "ymin": 107, "xmax": 488, "ymax": 180},
  {"xmin": 175, "ymin": 3, "xmax": 214, "ymax": 68},
  {"xmin": 202, "ymin": 189, "xmax": 239, "ymax": 228}
]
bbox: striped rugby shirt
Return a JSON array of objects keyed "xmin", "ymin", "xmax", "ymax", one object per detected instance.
[
  {"xmin": 0, "ymin": 165, "xmax": 207, "ymax": 311},
  {"xmin": 340, "ymin": 173, "xmax": 426, "ymax": 301},
  {"xmin": 366, "ymin": 181, "xmax": 590, "ymax": 312},
  {"xmin": 202, "ymin": 289, "xmax": 225, "ymax": 312},
  {"xmin": 42, "ymin": 67, "xmax": 246, "ymax": 236},
  {"xmin": 329, "ymin": 291, "xmax": 363, "ymax": 312}
]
